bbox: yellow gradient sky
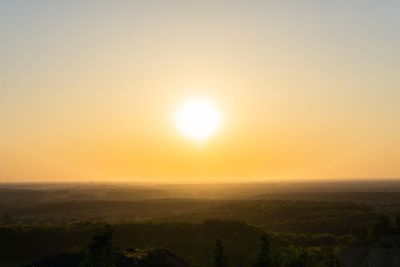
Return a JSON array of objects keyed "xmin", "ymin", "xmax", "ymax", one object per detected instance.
[{"xmin": 0, "ymin": 1, "xmax": 399, "ymax": 182}]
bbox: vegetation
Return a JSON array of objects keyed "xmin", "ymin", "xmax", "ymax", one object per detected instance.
[
  {"xmin": 214, "ymin": 239, "xmax": 229, "ymax": 267},
  {"xmin": 0, "ymin": 220, "xmax": 347, "ymax": 267},
  {"xmin": 1, "ymin": 185, "xmax": 400, "ymax": 266},
  {"xmin": 251, "ymin": 235, "xmax": 274, "ymax": 267},
  {"xmin": 82, "ymin": 224, "xmax": 115, "ymax": 267}
]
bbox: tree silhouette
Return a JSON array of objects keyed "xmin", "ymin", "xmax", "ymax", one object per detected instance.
[
  {"xmin": 395, "ymin": 213, "xmax": 400, "ymax": 232},
  {"xmin": 288, "ymin": 249, "xmax": 312, "ymax": 267},
  {"xmin": 252, "ymin": 234, "xmax": 274, "ymax": 267},
  {"xmin": 319, "ymin": 247, "xmax": 344, "ymax": 267},
  {"xmin": 214, "ymin": 238, "xmax": 229, "ymax": 267},
  {"xmin": 83, "ymin": 224, "xmax": 115, "ymax": 267},
  {"xmin": 372, "ymin": 215, "xmax": 391, "ymax": 239}
]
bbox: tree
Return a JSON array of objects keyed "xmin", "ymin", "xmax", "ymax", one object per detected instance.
[
  {"xmin": 288, "ymin": 249, "xmax": 312, "ymax": 267},
  {"xmin": 395, "ymin": 213, "xmax": 400, "ymax": 232},
  {"xmin": 318, "ymin": 247, "xmax": 344, "ymax": 267},
  {"xmin": 252, "ymin": 234, "xmax": 274, "ymax": 267},
  {"xmin": 372, "ymin": 215, "xmax": 391, "ymax": 239},
  {"xmin": 83, "ymin": 224, "xmax": 115, "ymax": 267},
  {"xmin": 214, "ymin": 238, "xmax": 229, "ymax": 267}
]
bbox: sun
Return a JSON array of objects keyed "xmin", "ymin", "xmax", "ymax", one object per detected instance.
[{"xmin": 175, "ymin": 98, "xmax": 222, "ymax": 141}]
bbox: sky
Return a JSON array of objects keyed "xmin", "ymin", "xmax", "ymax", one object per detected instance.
[{"xmin": 0, "ymin": 0, "xmax": 399, "ymax": 183}]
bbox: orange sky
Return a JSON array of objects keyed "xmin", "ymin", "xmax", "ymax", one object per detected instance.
[{"xmin": 0, "ymin": 1, "xmax": 399, "ymax": 182}]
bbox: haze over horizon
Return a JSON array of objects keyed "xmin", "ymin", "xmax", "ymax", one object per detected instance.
[{"xmin": 1, "ymin": 1, "xmax": 399, "ymax": 183}]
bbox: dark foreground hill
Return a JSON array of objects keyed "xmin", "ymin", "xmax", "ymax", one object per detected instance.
[
  {"xmin": 24, "ymin": 248, "xmax": 189, "ymax": 267},
  {"xmin": 0, "ymin": 220, "xmax": 263, "ymax": 267}
]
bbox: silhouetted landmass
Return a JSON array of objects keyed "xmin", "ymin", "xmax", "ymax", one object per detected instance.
[
  {"xmin": 18, "ymin": 223, "xmax": 345, "ymax": 267},
  {"xmin": 24, "ymin": 253, "xmax": 81, "ymax": 267},
  {"xmin": 21, "ymin": 224, "xmax": 190, "ymax": 267},
  {"xmin": 3, "ymin": 181, "xmax": 400, "ymax": 205},
  {"xmin": 1, "ymin": 182, "xmax": 400, "ymax": 266},
  {"xmin": 0, "ymin": 220, "xmax": 263, "ymax": 266},
  {"xmin": 25, "ymin": 246, "xmax": 189, "ymax": 267},
  {"xmin": 0, "ymin": 198, "xmax": 387, "ymax": 236}
]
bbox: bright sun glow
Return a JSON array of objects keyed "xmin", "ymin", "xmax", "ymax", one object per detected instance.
[{"xmin": 175, "ymin": 98, "xmax": 222, "ymax": 141}]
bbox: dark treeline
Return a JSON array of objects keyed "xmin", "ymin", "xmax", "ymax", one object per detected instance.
[
  {"xmin": 1, "ymin": 190, "xmax": 400, "ymax": 266},
  {"xmin": 14, "ymin": 223, "xmax": 344, "ymax": 267},
  {"xmin": 0, "ymin": 220, "xmax": 345, "ymax": 267},
  {"xmin": 2, "ymin": 199, "xmax": 385, "ymax": 236},
  {"xmin": 10, "ymin": 213, "xmax": 400, "ymax": 267}
]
